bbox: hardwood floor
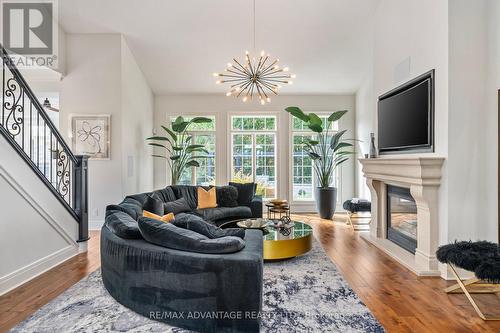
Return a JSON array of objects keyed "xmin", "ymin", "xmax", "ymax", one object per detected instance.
[
  {"xmin": 0, "ymin": 231, "xmax": 100, "ymax": 333},
  {"xmin": 1, "ymin": 218, "xmax": 499, "ymax": 333}
]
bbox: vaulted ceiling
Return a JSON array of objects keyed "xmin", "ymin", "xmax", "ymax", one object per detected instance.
[{"xmin": 60, "ymin": 0, "xmax": 379, "ymax": 94}]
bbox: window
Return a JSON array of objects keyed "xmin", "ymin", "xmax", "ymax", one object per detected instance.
[
  {"xmin": 291, "ymin": 115, "xmax": 340, "ymax": 201},
  {"xmin": 231, "ymin": 115, "xmax": 277, "ymax": 199},
  {"xmin": 170, "ymin": 116, "xmax": 216, "ymax": 186}
]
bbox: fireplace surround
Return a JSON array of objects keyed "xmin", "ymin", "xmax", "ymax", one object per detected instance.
[{"xmin": 359, "ymin": 157, "xmax": 445, "ymax": 276}]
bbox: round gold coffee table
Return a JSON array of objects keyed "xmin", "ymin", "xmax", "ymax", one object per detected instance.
[{"xmin": 263, "ymin": 220, "xmax": 313, "ymax": 260}]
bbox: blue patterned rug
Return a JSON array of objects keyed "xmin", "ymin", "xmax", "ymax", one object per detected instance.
[{"xmin": 10, "ymin": 242, "xmax": 384, "ymax": 332}]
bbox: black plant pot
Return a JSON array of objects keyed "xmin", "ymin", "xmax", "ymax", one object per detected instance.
[{"xmin": 315, "ymin": 187, "xmax": 337, "ymax": 220}]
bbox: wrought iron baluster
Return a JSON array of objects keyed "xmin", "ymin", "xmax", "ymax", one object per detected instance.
[
  {"xmin": 50, "ymin": 132, "xmax": 53, "ymax": 184},
  {"xmin": 37, "ymin": 111, "xmax": 40, "ymax": 170},
  {"xmin": 2, "ymin": 53, "xmax": 4, "ymax": 126},
  {"xmin": 29, "ymin": 102, "xmax": 32, "ymax": 159},
  {"xmin": 21, "ymin": 91, "xmax": 24, "ymax": 150},
  {"xmin": 43, "ymin": 121, "xmax": 46, "ymax": 176},
  {"xmin": 0, "ymin": 44, "xmax": 87, "ymax": 241}
]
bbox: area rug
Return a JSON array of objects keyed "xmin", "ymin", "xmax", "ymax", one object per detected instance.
[{"xmin": 10, "ymin": 242, "xmax": 384, "ymax": 332}]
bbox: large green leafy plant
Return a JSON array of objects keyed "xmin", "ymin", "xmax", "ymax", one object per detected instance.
[
  {"xmin": 146, "ymin": 116, "xmax": 213, "ymax": 185},
  {"xmin": 285, "ymin": 107, "xmax": 354, "ymax": 188}
]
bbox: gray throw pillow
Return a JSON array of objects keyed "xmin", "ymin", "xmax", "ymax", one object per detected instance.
[
  {"xmin": 229, "ymin": 182, "xmax": 256, "ymax": 205},
  {"xmin": 143, "ymin": 194, "xmax": 164, "ymax": 215},
  {"xmin": 173, "ymin": 214, "xmax": 246, "ymax": 239},
  {"xmin": 164, "ymin": 197, "xmax": 191, "ymax": 214},
  {"xmin": 138, "ymin": 217, "xmax": 245, "ymax": 254},
  {"xmin": 105, "ymin": 210, "xmax": 142, "ymax": 239}
]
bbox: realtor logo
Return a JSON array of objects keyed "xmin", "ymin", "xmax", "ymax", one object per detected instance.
[
  {"xmin": 1, "ymin": 0, "xmax": 58, "ymax": 68},
  {"xmin": 2, "ymin": 1, "xmax": 53, "ymax": 54}
]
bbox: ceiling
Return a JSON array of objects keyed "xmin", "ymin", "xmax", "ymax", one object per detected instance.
[{"xmin": 59, "ymin": 0, "xmax": 379, "ymax": 95}]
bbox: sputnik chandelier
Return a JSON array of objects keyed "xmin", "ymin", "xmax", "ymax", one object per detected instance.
[{"xmin": 213, "ymin": 0, "xmax": 295, "ymax": 104}]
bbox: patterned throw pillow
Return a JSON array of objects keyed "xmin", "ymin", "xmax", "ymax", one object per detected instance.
[{"xmin": 214, "ymin": 185, "xmax": 239, "ymax": 207}]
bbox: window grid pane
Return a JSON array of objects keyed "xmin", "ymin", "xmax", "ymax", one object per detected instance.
[
  {"xmin": 169, "ymin": 115, "xmax": 216, "ymax": 185},
  {"xmin": 231, "ymin": 115, "xmax": 277, "ymax": 131},
  {"xmin": 170, "ymin": 116, "xmax": 216, "ymax": 131},
  {"xmin": 292, "ymin": 134, "xmax": 314, "ymax": 200},
  {"xmin": 194, "ymin": 134, "xmax": 216, "ymax": 186},
  {"xmin": 291, "ymin": 114, "xmax": 340, "ymax": 202},
  {"xmin": 230, "ymin": 116, "xmax": 277, "ymax": 200}
]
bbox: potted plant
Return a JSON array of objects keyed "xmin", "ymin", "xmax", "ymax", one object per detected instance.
[
  {"xmin": 285, "ymin": 107, "xmax": 354, "ymax": 219},
  {"xmin": 146, "ymin": 116, "xmax": 213, "ymax": 185}
]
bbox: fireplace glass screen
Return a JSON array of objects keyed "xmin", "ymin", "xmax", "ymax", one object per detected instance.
[{"xmin": 387, "ymin": 185, "xmax": 417, "ymax": 253}]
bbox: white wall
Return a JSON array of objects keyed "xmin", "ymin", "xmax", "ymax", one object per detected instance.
[
  {"xmin": 448, "ymin": 0, "xmax": 497, "ymax": 243},
  {"xmin": 60, "ymin": 34, "xmax": 124, "ymax": 227},
  {"xmin": 154, "ymin": 94, "xmax": 356, "ymax": 212},
  {"xmin": 354, "ymin": 0, "xmax": 499, "ymax": 271},
  {"xmin": 486, "ymin": 0, "xmax": 500, "ymax": 242},
  {"xmin": 0, "ymin": 135, "xmax": 79, "ymax": 295},
  {"xmin": 121, "ymin": 37, "xmax": 154, "ymax": 196},
  {"xmin": 60, "ymin": 34, "xmax": 154, "ymax": 228},
  {"xmin": 355, "ymin": 0, "xmax": 450, "ymax": 245}
]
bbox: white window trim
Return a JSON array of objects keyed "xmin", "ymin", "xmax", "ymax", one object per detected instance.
[{"xmin": 227, "ymin": 111, "xmax": 280, "ymax": 201}]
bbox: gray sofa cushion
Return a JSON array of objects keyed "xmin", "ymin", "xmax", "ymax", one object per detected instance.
[
  {"xmin": 138, "ymin": 217, "xmax": 245, "ymax": 254},
  {"xmin": 195, "ymin": 206, "xmax": 252, "ymax": 222},
  {"xmin": 105, "ymin": 210, "xmax": 142, "ymax": 239},
  {"xmin": 229, "ymin": 182, "xmax": 256, "ymax": 205},
  {"xmin": 154, "ymin": 186, "xmax": 177, "ymax": 202},
  {"xmin": 143, "ymin": 195, "xmax": 164, "ymax": 215},
  {"xmin": 164, "ymin": 197, "xmax": 192, "ymax": 215},
  {"xmin": 215, "ymin": 185, "xmax": 239, "ymax": 207},
  {"xmin": 118, "ymin": 197, "xmax": 143, "ymax": 220},
  {"xmin": 174, "ymin": 213, "xmax": 246, "ymax": 239},
  {"xmin": 171, "ymin": 185, "xmax": 198, "ymax": 208}
]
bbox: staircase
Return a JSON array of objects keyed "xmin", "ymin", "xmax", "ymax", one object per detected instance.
[{"xmin": 0, "ymin": 45, "xmax": 89, "ymax": 242}]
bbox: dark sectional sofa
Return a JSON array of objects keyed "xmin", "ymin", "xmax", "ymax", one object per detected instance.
[
  {"xmin": 117, "ymin": 185, "xmax": 262, "ymax": 227},
  {"xmin": 101, "ymin": 185, "xmax": 264, "ymax": 332}
]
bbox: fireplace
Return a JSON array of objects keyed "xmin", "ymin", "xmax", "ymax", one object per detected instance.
[
  {"xmin": 387, "ymin": 185, "xmax": 417, "ymax": 253},
  {"xmin": 359, "ymin": 157, "xmax": 444, "ymax": 276}
]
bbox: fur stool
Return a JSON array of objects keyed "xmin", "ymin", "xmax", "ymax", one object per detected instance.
[{"xmin": 436, "ymin": 241, "xmax": 500, "ymax": 320}]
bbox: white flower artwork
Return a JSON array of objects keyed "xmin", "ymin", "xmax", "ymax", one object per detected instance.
[{"xmin": 70, "ymin": 115, "xmax": 110, "ymax": 159}]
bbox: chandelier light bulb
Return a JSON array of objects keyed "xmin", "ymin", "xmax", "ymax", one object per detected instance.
[
  {"xmin": 291, "ymin": 74, "xmax": 297, "ymax": 78},
  {"xmin": 283, "ymin": 67, "xmax": 289, "ymax": 72}
]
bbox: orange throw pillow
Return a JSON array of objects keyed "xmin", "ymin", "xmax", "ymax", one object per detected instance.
[
  {"xmin": 197, "ymin": 187, "xmax": 217, "ymax": 209},
  {"xmin": 143, "ymin": 210, "xmax": 175, "ymax": 223}
]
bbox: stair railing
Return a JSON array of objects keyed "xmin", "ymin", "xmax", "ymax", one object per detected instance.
[{"xmin": 0, "ymin": 45, "xmax": 89, "ymax": 242}]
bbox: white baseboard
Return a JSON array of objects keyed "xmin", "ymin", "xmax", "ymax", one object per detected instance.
[
  {"xmin": 89, "ymin": 219, "xmax": 105, "ymax": 230},
  {"xmin": 0, "ymin": 245, "xmax": 79, "ymax": 296}
]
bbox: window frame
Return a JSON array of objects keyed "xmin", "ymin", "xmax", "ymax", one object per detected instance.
[
  {"xmin": 228, "ymin": 112, "xmax": 279, "ymax": 200},
  {"xmin": 168, "ymin": 115, "xmax": 217, "ymax": 186},
  {"xmin": 288, "ymin": 113, "xmax": 343, "ymax": 204}
]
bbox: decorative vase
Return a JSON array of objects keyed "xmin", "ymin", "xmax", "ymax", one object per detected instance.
[
  {"xmin": 315, "ymin": 187, "xmax": 337, "ymax": 220},
  {"xmin": 369, "ymin": 132, "xmax": 377, "ymax": 158}
]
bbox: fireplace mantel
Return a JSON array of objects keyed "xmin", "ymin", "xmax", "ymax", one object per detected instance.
[{"xmin": 359, "ymin": 157, "xmax": 445, "ymax": 276}]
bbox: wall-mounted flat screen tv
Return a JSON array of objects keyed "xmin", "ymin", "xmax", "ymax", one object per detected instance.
[{"xmin": 378, "ymin": 70, "xmax": 434, "ymax": 154}]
